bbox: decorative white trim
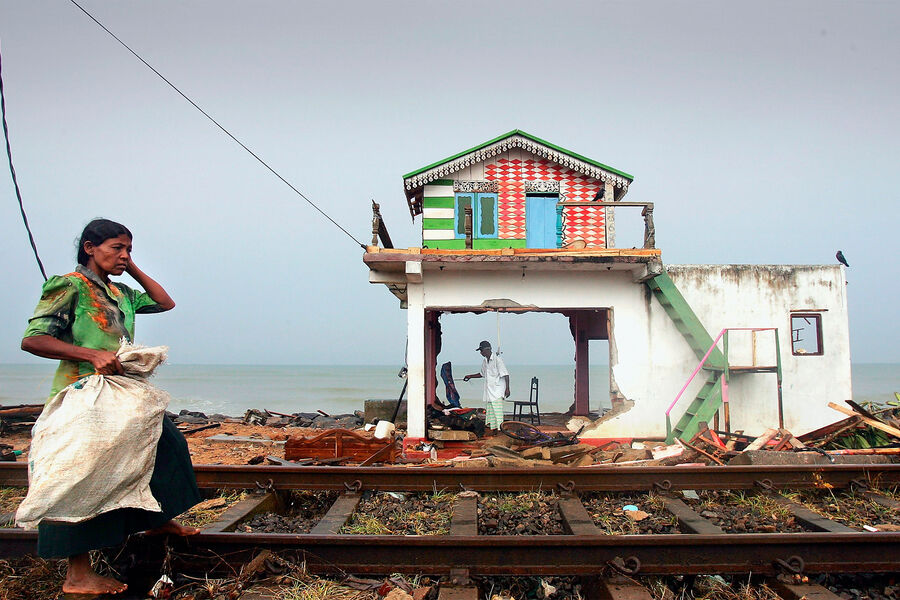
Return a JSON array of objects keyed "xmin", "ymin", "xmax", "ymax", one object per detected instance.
[
  {"xmin": 405, "ymin": 134, "xmax": 631, "ymax": 192},
  {"xmin": 523, "ymin": 180, "xmax": 560, "ymax": 193},
  {"xmin": 423, "ymin": 208, "xmax": 454, "ymax": 219},
  {"xmin": 423, "ymin": 230, "xmax": 455, "ymax": 240},
  {"xmin": 423, "ymin": 184, "xmax": 454, "ymax": 197},
  {"xmin": 453, "ymin": 180, "xmax": 499, "ymax": 193}
]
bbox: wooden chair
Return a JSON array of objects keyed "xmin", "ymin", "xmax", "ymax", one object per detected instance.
[{"xmin": 512, "ymin": 377, "xmax": 541, "ymax": 425}]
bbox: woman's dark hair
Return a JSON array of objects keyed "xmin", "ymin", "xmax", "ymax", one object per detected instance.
[{"xmin": 77, "ymin": 219, "xmax": 132, "ymax": 266}]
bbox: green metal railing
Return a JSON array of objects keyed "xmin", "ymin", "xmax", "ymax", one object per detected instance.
[{"xmin": 666, "ymin": 327, "xmax": 783, "ymax": 442}]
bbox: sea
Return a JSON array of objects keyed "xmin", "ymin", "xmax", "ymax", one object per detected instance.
[{"xmin": 0, "ymin": 363, "xmax": 897, "ymax": 417}]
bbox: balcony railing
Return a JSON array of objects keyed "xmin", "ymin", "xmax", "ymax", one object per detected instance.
[{"xmin": 556, "ymin": 201, "xmax": 655, "ymax": 249}]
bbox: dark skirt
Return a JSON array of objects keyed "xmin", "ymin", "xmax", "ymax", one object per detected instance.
[{"xmin": 37, "ymin": 417, "xmax": 201, "ymax": 558}]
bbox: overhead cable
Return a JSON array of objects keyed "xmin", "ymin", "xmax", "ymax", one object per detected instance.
[
  {"xmin": 69, "ymin": 0, "xmax": 367, "ymax": 249},
  {"xmin": 0, "ymin": 37, "xmax": 48, "ymax": 281}
]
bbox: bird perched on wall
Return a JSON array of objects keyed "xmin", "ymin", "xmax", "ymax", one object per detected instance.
[
  {"xmin": 592, "ymin": 183, "xmax": 606, "ymax": 202},
  {"xmin": 836, "ymin": 250, "xmax": 850, "ymax": 267}
]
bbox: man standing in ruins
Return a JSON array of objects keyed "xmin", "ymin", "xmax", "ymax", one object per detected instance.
[{"xmin": 463, "ymin": 341, "xmax": 510, "ymax": 434}]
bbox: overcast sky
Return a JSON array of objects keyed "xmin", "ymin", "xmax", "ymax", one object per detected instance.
[{"xmin": 0, "ymin": 1, "xmax": 897, "ymax": 367}]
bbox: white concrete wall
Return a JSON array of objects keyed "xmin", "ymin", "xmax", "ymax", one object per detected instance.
[
  {"xmin": 409, "ymin": 264, "xmax": 850, "ymax": 438},
  {"xmin": 668, "ymin": 265, "xmax": 851, "ymax": 437}
]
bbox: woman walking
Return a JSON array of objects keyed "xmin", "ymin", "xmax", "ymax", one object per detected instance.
[{"xmin": 21, "ymin": 218, "xmax": 201, "ymax": 595}]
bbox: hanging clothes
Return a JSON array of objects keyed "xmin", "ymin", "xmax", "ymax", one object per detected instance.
[{"xmin": 440, "ymin": 361, "xmax": 461, "ymax": 408}]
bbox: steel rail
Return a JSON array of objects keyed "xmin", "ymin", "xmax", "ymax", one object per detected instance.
[
  {"xmin": 4, "ymin": 462, "xmax": 898, "ymax": 491},
  {"xmin": 2, "ymin": 529, "xmax": 897, "ymax": 575}
]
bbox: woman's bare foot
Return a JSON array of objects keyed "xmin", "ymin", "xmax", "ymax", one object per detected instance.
[
  {"xmin": 144, "ymin": 519, "xmax": 201, "ymax": 536},
  {"xmin": 63, "ymin": 553, "xmax": 127, "ymax": 595}
]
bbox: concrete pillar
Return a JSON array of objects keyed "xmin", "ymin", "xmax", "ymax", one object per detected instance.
[{"xmin": 406, "ymin": 281, "xmax": 426, "ymax": 438}]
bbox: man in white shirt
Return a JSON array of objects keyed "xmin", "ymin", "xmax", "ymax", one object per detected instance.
[{"xmin": 463, "ymin": 340, "xmax": 510, "ymax": 433}]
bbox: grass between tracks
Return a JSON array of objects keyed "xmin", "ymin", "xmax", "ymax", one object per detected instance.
[
  {"xmin": 646, "ymin": 575, "xmax": 780, "ymax": 600},
  {"xmin": 0, "ymin": 487, "xmax": 24, "ymax": 523},
  {"xmin": 706, "ymin": 491, "xmax": 793, "ymax": 521}
]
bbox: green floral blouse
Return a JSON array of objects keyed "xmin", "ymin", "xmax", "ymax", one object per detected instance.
[{"xmin": 23, "ymin": 265, "xmax": 163, "ymax": 397}]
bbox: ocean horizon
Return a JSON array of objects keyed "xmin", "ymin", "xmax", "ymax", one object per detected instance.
[{"xmin": 1, "ymin": 362, "xmax": 897, "ymax": 418}]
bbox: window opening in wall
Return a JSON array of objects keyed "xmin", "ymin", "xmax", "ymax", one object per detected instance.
[
  {"xmin": 435, "ymin": 311, "xmax": 603, "ymax": 414},
  {"xmin": 455, "ymin": 192, "xmax": 498, "ymax": 239},
  {"xmin": 791, "ymin": 313, "xmax": 823, "ymax": 355}
]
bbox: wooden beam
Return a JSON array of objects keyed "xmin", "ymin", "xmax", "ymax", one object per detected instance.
[
  {"xmin": 558, "ymin": 201, "xmax": 653, "ymax": 208},
  {"xmin": 828, "ymin": 402, "xmax": 900, "ymax": 439},
  {"xmin": 744, "ymin": 428, "xmax": 779, "ymax": 451}
]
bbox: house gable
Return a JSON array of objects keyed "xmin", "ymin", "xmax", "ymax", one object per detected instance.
[{"xmin": 406, "ymin": 130, "xmax": 634, "ymax": 250}]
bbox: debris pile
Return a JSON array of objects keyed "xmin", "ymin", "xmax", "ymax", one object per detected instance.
[
  {"xmin": 0, "ymin": 404, "xmax": 41, "ymax": 437},
  {"xmin": 169, "ymin": 408, "xmax": 365, "ymax": 430}
]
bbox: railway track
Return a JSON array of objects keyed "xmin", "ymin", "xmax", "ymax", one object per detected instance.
[{"xmin": 1, "ymin": 463, "xmax": 899, "ymax": 598}]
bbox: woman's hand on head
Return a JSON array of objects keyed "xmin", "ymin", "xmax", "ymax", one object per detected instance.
[{"xmin": 89, "ymin": 350, "xmax": 124, "ymax": 375}]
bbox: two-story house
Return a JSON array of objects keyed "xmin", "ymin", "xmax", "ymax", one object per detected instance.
[{"xmin": 364, "ymin": 130, "xmax": 851, "ymax": 444}]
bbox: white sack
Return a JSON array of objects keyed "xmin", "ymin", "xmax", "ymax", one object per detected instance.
[{"xmin": 16, "ymin": 343, "xmax": 171, "ymax": 529}]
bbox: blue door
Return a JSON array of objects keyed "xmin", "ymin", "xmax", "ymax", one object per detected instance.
[{"xmin": 526, "ymin": 195, "xmax": 558, "ymax": 248}]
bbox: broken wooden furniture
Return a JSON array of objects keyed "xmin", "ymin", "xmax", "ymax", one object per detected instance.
[{"xmin": 284, "ymin": 429, "xmax": 398, "ymax": 464}]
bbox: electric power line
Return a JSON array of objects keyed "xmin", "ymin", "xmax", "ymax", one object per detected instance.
[
  {"xmin": 0, "ymin": 37, "xmax": 48, "ymax": 281},
  {"xmin": 69, "ymin": 0, "xmax": 367, "ymax": 249}
]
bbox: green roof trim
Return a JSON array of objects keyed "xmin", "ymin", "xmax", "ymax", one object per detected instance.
[{"xmin": 402, "ymin": 129, "xmax": 634, "ymax": 181}]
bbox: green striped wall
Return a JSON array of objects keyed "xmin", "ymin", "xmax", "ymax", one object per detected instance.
[
  {"xmin": 421, "ymin": 180, "xmax": 526, "ymax": 249},
  {"xmin": 422, "ymin": 181, "xmax": 456, "ymax": 242},
  {"xmin": 423, "ymin": 197, "xmax": 454, "ymax": 209}
]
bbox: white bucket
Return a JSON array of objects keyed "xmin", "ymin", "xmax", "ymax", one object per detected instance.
[{"xmin": 374, "ymin": 420, "xmax": 396, "ymax": 440}]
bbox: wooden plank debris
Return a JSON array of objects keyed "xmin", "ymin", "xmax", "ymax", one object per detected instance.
[
  {"xmin": 360, "ymin": 441, "xmax": 399, "ymax": 466},
  {"xmin": 285, "ymin": 429, "xmax": 398, "ymax": 462},
  {"xmin": 744, "ymin": 428, "xmax": 779, "ymax": 451},
  {"xmin": 828, "ymin": 402, "xmax": 900, "ymax": 440},
  {"xmin": 0, "ymin": 405, "xmax": 43, "ymax": 417},
  {"xmin": 179, "ymin": 423, "xmax": 221, "ymax": 435}
]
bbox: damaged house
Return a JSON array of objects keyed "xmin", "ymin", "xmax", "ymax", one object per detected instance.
[{"xmin": 363, "ymin": 130, "xmax": 851, "ymax": 443}]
